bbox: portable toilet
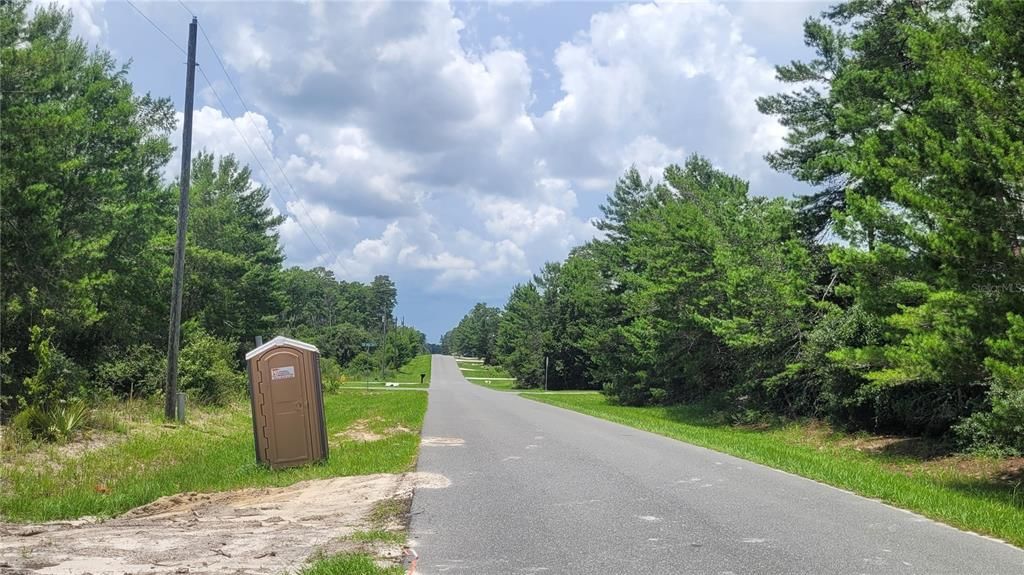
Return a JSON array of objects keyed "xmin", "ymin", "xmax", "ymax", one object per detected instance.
[{"xmin": 245, "ymin": 336, "xmax": 329, "ymax": 468}]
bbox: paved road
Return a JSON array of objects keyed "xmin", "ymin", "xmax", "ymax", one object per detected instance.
[{"xmin": 409, "ymin": 355, "xmax": 1024, "ymax": 574}]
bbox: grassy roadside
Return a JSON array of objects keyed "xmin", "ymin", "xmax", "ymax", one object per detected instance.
[
  {"xmin": 457, "ymin": 361, "xmax": 601, "ymax": 394},
  {"xmin": 466, "ymin": 378, "xmax": 518, "ymax": 391},
  {"xmin": 457, "ymin": 360, "xmax": 512, "ymax": 379},
  {"xmin": 525, "ymin": 392, "xmax": 1024, "ymax": 548},
  {"xmin": 337, "ymin": 382, "xmax": 429, "ymax": 390},
  {"xmin": 457, "ymin": 360, "xmax": 517, "ymax": 390},
  {"xmin": 300, "ymin": 498, "xmax": 413, "ymax": 575},
  {"xmin": 299, "ymin": 554, "xmax": 404, "ymax": 575},
  {"xmin": 337, "ymin": 354, "xmax": 432, "ymax": 389},
  {"xmin": 0, "ymin": 391, "xmax": 427, "ymax": 522},
  {"xmin": 393, "ymin": 354, "xmax": 431, "ymax": 384}
]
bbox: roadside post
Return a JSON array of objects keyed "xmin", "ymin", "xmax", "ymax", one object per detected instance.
[
  {"xmin": 361, "ymin": 341, "xmax": 376, "ymax": 390},
  {"xmin": 176, "ymin": 392, "xmax": 186, "ymax": 422}
]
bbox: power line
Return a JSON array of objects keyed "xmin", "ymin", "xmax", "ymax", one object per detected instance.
[
  {"xmin": 123, "ymin": 0, "xmax": 336, "ymax": 262},
  {"xmin": 191, "ymin": 19, "xmax": 341, "ymax": 265},
  {"xmin": 195, "ymin": 66, "xmax": 331, "ymax": 258},
  {"xmin": 176, "ymin": 0, "xmax": 195, "ymax": 18},
  {"xmin": 124, "ymin": 0, "xmax": 185, "ymax": 56},
  {"xmin": 176, "ymin": 0, "xmax": 341, "ymax": 264}
]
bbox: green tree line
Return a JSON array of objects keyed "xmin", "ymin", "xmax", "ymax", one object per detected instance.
[
  {"xmin": 1, "ymin": 2, "xmax": 425, "ymax": 416},
  {"xmin": 440, "ymin": 303, "xmax": 501, "ymax": 361},
  {"xmin": 450, "ymin": 0, "xmax": 1024, "ymax": 452}
]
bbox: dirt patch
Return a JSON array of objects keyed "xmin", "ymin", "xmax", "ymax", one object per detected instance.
[
  {"xmin": 3, "ymin": 430, "xmax": 127, "ymax": 478},
  {"xmin": 0, "ymin": 472, "xmax": 449, "ymax": 575},
  {"xmin": 334, "ymin": 418, "xmax": 413, "ymax": 443},
  {"xmin": 819, "ymin": 431, "xmax": 1024, "ymax": 486},
  {"xmin": 53, "ymin": 432, "xmax": 123, "ymax": 460},
  {"xmin": 840, "ymin": 435, "xmax": 951, "ymax": 460}
]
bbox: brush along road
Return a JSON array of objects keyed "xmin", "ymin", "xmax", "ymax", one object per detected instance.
[{"xmin": 409, "ymin": 355, "xmax": 1024, "ymax": 574}]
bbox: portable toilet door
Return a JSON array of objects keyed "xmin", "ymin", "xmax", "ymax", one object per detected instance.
[{"xmin": 246, "ymin": 336, "xmax": 328, "ymax": 469}]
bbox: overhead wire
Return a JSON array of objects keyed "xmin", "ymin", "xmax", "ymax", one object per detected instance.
[
  {"xmin": 177, "ymin": 0, "xmax": 341, "ymax": 264},
  {"xmin": 176, "ymin": 0, "xmax": 195, "ymax": 18},
  {"xmin": 124, "ymin": 0, "xmax": 338, "ymax": 262},
  {"xmin": 195, "ymin": 66, "xmax": 329, "ymax": 258},
  {"xmin": 125, "ymin": 0, "xmax": 185, "ymax": 56}
]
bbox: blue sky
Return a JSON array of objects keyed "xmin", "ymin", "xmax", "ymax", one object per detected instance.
[{"xmin": 52, "ymin": 0, "xmax": 824, "ymax": 341}]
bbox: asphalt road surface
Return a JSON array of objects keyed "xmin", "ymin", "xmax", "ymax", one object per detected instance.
[{"xmin": 409, "ymin": 355, "xmax": 1024, "ymax": 574}]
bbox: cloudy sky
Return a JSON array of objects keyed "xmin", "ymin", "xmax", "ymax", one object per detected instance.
[{"xmin": 57, "ymin": 0, "xmax": 822, "ymax": 340}]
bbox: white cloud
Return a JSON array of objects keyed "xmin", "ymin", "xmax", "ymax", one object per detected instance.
[
  {"xmin": 284, "ymin": 125, "xmax": 421, "ymax": 218},
  {"xmin": 328, "ymin": 219, "xmax": 486, "ymax": 287},
  {"xmin": 474, "ymin": 198, "xmax": 570, "ymax": 246},
  {"xmin": 536, "ymin": 1, "xmax": 787, "ymax": 183},
  {"xmin": 108, "ymin": 0, "xmax": 810, "ymax": 336},
  {"xmin": 168, "ymin": 106, "xmax": 276, "ymax": 182},
  {"xmin": 35, "ymin": 0, "xmax": 103, "ymax": 42},
  {"xmin": 225, "ymin": 22, "xmax": 271, "ymax": 71},
  {"xmin": 619, "ymin": 136, "xmax": 686, "ymax": 183},
  {"xmin": 278, "ymin": 198, "xmax": 359, "ymax": 265}
]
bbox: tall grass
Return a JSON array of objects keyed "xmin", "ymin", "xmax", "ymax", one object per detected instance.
[
  {"xmin": 299, "ymin": 553, "xmax": 404, "ymax": 575},
  {"xmin": 0, "ymin": 391, "xmax": 427, "ymax": 522}
]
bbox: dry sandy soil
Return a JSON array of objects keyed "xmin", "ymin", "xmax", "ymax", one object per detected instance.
[{"xmin": 0, "ymin": 472, "xmax": 449, "ymax": 575}]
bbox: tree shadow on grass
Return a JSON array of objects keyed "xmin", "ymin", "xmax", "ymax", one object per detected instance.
[
  {"xmin": 875, "ymin": 436, "xmax": 951, "ymax": 460},
  {"xmin": 807, "ymin": 435, "xmax": 1024, "ymax": 511}
]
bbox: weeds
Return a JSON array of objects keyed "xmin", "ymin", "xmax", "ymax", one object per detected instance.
[
  {"xmin": 0, "ymin": 391, "xmax": 427, "ymax": 522},
  {"xmin": 298, "ymin": 553, "xmax": 404, "ymax": 575}
]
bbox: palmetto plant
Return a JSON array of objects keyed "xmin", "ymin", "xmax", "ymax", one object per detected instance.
[
  {"xmin": 20, "ymin": 401, "xmax": 92, "ymax": 442},
  {"xmin": 46, "ymin": 401, "xmax": 91, "ymax": 441}
]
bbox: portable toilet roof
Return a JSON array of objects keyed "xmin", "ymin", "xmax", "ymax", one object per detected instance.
[{"xmin": 245, "ymin": 336, "xmax": 319, "ymax": 360}]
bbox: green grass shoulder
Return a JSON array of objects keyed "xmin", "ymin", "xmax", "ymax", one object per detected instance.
[{"xmin": 0, "ymin": 391, "xmax": 427, "ymax": 522}]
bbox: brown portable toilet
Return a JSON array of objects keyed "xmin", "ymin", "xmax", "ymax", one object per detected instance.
[{"xmin": 246, "ymin": 336, "xmax": 329, "ymax": 468}]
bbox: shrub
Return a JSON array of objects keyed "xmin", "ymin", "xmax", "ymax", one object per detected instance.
[
  {"xmin": 10, "ymin": 401, "xmax": 91, "ymax": 442},
  {"xmin": 179, "ymin": 323, "xmax": 245, "ymax": 404},
  {"xmin": 5, "ymin": 409, "xmax": 37, "ymax": 446},
  {"xmin": 20, "ymin": 326, "xmax": 86, "ymax": 409},
  {"xmin": 0, "ymin": 348, "xmax": 12, "ymax": 416},
  {"xmin": 954, "ymin": 314, "xmax": 1024, "ymax": 454},
  {"xmin": 345, "ymin": 352, "xmax": 378, "ymax": 378},
  {"xmin": 765, "ymin": 304, "xmax": 884, "ymax": 427},
  {"xmin": 319, "ymin": 356, "xmax": 345, "ymax": 392},
  {"xmin": 953, "ymin": 386, "xmax": 1024, "ymax": 456},
  {"xmin": 94, "ymin": 344, "xmax": 165, "ymax": 400}
]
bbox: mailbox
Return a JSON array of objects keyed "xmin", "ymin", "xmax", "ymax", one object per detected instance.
[{"xmin": 245, "ymin": 336, "xmax": 328, "ymax": 468}]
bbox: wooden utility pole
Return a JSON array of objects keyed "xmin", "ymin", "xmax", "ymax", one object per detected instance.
[{"xmin": 165, "ymin": 17, "xmax": 198, "ymax": 421}]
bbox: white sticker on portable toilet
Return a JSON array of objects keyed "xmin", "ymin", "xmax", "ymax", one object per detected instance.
[{"xmin": 271, "ymin": 366, "xmax": 296, "ymax": 380}]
